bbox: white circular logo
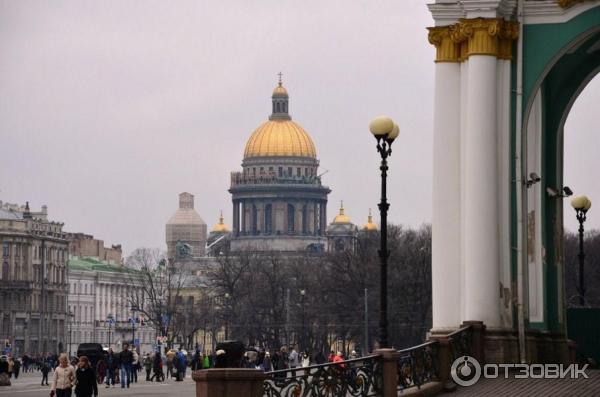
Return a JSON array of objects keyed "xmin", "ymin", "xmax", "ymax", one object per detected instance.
[{"xmin": 451, "ymin": 355, "xmax": 481, "ymax": 387}]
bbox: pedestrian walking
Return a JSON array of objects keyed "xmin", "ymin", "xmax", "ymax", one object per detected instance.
[
  {"xmin": 7, "ymin": 357, "xmax": 14, "ymax": 378},
  {"xmin": 118, "ymin": 343, "xmax": 133, "ymax": 388},
  {"xmin": 143, "ymin": 353, "xmax": 152, "ymax": 381},
  {"xmin": 150, "ymin": 352, "xmax": 164, "ymax": 382},
  {"xmin": 50, "ymin": 353, "xmax": 75, "ymax": 397},
  {"xmin": 13, "ymin": 358, "xmax": 20, "ymax": 379},
  {"xmin": 74, "ymin": 356, "xmax": 98, "ymax": 397},
  {"xmin": 41, "ymin": 360, "xmax": 51, "ymax": 386},
  {"xmin": 0, "ymin": 356, "xmax": 10, "ymax": 386},
  {"xmin": 131, "ymin": 349, "xmax": 139, "ymax": 383},
  {"xmin": 104, "ymin": 349, "xmax": 117, "ymax": 388}
]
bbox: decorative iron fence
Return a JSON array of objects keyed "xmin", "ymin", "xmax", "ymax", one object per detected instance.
[
  {"xmin": 397, "ymin": 340, "xmax": 439, "ymax": 391},
  {"xmin": 263, "ymin": 355, "xmax": 382, "ymax": 397},
  {"xmin": 448, "ymin": 325, "xmax": 472, "ymax": 361}
]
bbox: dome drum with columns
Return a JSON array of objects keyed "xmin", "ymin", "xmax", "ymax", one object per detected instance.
[{"xmin": 229, "ymin": 78, "xmax": 331, "ymax": 252}]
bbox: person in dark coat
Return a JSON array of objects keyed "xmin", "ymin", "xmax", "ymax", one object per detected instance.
[
  {"xmin": 74, "ymin": 356, "xmax": 98, "ymax": 397},
  {"xmin": 40, "ymin": 360, "xmax": 51, "ymax": 386},
  {"xmin": 150, "ymin": 353, "xmax": 163, "ymax": 382}
]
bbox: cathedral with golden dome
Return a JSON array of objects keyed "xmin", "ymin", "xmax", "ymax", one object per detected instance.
[
  {"xmin": 228, "ymin": 77, "xmax": 331, "ymax": 252},
  {"xmin": 166, "ymin": 77, "xmax": 379, "ymax": 258}
]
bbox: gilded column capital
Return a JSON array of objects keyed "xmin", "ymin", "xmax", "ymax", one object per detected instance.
[
  {"xmin": 427, "ymin": 26, "xmax": 460, "ymax": 63},
  {"xmin": 428, "ymin": 18, "xmax": 518, "ymax": 62},
  {"xmin": 458, "ymin": 18, "xmax": 503, "ymax": 57}
]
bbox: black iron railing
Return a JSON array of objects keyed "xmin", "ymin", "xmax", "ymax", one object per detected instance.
[
  {"xmin": 263, "ymin": 355, "xmax": 381, "ymax": 397},
  {"xmin": 397, "ymin": 340, "xmax": 439, "ymax": 391},
  {"xmin": 448, "ymin": 326, "xmax": 472, "ymax": 361}
]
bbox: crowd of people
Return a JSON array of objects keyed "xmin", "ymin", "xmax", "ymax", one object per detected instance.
[{"xmin": 0, "ymin": 343, "xmax": 360, "ymax": 394}]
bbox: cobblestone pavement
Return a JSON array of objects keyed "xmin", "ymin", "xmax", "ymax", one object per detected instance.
[
  {"xmin": 448, "ymin": 369, "xmax": 600, "ymax": 397},
  {"xmin": 0, "ymin": 369, "xmax": 195, "ymax": 397}
]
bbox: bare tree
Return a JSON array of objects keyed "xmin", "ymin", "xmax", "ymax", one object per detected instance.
[{"xmin": 125, "ymin": 248, "xmax": 188, "ymax": 348}]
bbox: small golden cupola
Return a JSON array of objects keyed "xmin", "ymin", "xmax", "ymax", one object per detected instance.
[
  {"xmin": 211, "ymin": 210, "xmax": 230, "ymax": 233},
  {"xmin": 363, "ymin": 208, "xmax": 378, "ymax": 231},
  {"xmin": 333, "ymin": 201, "xmax": 351, "ymax": 224}
]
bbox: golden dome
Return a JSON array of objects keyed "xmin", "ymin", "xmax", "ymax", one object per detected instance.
[
  {"xmin": 211, "ymin": 211, "xmax": 229, "ymax": 233},
  {"xmin": 244, "ymin": 120, "xmax": 317, "ymax": 159},
  {"xmin": 333, "ymin": 201, "xmax": 351, "ymax": 224},
  {"xmin": 273, "ymin": 83, "xmax": 288, "ymax": 96},
  {"xmin": 363, "ymin": 209, "xmax": 378, "ymax": 231}
]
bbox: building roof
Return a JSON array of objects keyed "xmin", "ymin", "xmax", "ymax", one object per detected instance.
[
  {"xmin": 0, "ymin": 208, "xmax": 23, "ymax": 220},
  {"xmin": 244, "ymin": 120, "xmax": 317, "ymax": 159},
  {"xmin": 68, "ymin": 257, "xmax": 137, "ymax": 274}
]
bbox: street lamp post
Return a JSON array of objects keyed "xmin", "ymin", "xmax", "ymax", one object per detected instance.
[
  {"xmin": 369, "ymin": 116, "xmax": 399, "ymax": 349},
  {"xmin": 224, "ymin": 293, "xmax": 230, "ymax": 340},
  {"xmin": 571, "ymin": 195, "xmax": 592, "ymax": 306},
  {"xmin": 68, "ymin": 311, "xmax": 74, "ymax": 357},
  {"xmin": 106, "ymin": 313, "xmax": 114, "ymax": 348},
  {"xmin": 300, "ymin": 289, "xmax": 306, "ymax": 351}
]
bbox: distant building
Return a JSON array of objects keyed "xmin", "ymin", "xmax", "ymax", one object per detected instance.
[
  {"xmin": 67, "ymin": 233, "xmax": 122, "ymax": 264},
  {"xmin": 326, "ymin": 202, "xmax": 359, "ymax": 252},
  {"xmin": 67, "ymin": 257, "xmax": 154, "ymax": 354},
  {"xmin": 0, "ymin": 201, "xmax": 69, "ymax": 355},
  {"xmin": 166, "ymin": 193, "xmax": 207, "ymax": 261}
]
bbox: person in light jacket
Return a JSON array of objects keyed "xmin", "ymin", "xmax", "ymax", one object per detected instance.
[{"xmin": 50, "ymin": 354, "xmax": 75, "ymax": 397}]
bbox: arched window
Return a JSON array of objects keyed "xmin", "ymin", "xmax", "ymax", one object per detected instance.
[
  {"xmin": 277, "ymin": 102, "xmax": 281, "ymax": 112},
  {"xmin": 252, "ymin": 205, "xmax": 258, "ymax": 234},
  {"xmin": 1, "ymin": 262, "xmax": 8, "ymax": 280},
  {"xmin": 287, "ymin": 204, "xmax": 295, "ymax": 233},
  {"xmin": 265, "ymin": 204, "xmax": 273, "ymax": 234}
]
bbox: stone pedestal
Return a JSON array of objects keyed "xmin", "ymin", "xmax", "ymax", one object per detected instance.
[
  {"xmin": 193, "ymin": 369, "xmax": 267, "ymax": 397},
  {"xmin": 373, "ymin": 348, "xmax": 401, "ymax": 397}
]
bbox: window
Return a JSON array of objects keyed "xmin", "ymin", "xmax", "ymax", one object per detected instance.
[
  {"xmin": 264, "ymin": 204, "xmax": 273, "ymax": 234},
  {"xmin": 288, "ymin": 167, "xmax": 292, "ymax": 176},
  {"xmin": 2, "ymin": 262, "xmax": 8, "ymax": 280},
  {"xmin": 287, "ymin": 204, "xmax": 295, "ymax": 233},
  {"xmin": 302, "ymin": 205, "xmax": 308, "ymax": 234},
  {"xmin": 276, "ymin": 102, "xmax": 281, "ymax": 112},
  {"xmin": 251, "ymin": 205, "xmax": 258, "ymax": 234},
  {"xmin": 297, "ymin": 167, "xmax": 301, "ymax": 177},
  {"xmin": 278, "ymin": 167, "xmax": 282, "ymax": 177},
  {"xmin": 2, "ymin": 242, "xmax": 8, "ymax": 257}
]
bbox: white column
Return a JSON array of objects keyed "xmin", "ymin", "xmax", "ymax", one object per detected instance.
[
  {"xmin": 463, "ymin": 55, "xmax": 501, "ymax": 327},
  {"xmin": 432, "ymin": 61, "xmax": 462, "ymax": 330}
]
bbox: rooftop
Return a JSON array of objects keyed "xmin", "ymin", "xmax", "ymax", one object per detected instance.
[{"xmin": 68, "ymin": 257, "xmax": 137, "ymax": 274}]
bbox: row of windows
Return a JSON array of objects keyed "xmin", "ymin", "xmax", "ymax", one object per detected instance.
[
  {"xmin": 273, "ymin": 101, "xmax": 288, "ymax": 113},
  {"xmin": 1, "ymin": 241, "xmax": 67, "ymax": 262},
  {"xmin": 245, "ymin": 166, "xmax": 315, "ymax": 178},
  {"xmin": 249, "ymin": 203, "xmax": 312, "ymax": 234}
]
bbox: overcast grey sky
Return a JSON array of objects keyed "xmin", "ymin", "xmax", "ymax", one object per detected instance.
[{"xmin": 0, "ymin": 1, "xmax": 597, "ymax": 255}]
